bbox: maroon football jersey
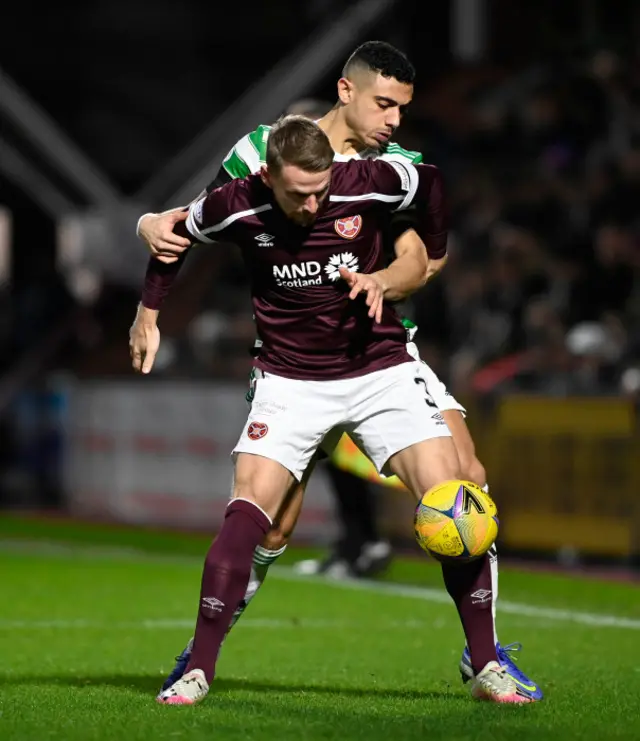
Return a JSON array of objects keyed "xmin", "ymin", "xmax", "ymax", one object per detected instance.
[{"xmin": 144, "ymin": 159, "xmax": 448, "ymax": 381}]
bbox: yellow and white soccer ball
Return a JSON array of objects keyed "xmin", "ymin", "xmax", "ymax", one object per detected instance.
[{"xmin": 414, "ymin": 480, "xmax": 498, "ymax": 562}]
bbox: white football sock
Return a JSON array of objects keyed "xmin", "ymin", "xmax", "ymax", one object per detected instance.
[{"xmin": 227, "ymin": 544, "xmax": 287, "ymax": 632}]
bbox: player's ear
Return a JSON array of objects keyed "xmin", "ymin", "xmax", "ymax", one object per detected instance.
[
  {"xmin": 260, "ymin": 165, "xmax": 272, "ymax": 189},
  {"xmin": 337, "ymin": 77, "xmax": 354, "ymax": 105}
]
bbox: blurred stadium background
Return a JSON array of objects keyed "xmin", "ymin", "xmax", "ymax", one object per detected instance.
[{"xmin": 1, "ymin": 0, "xmax": 640, "ymax": 567}]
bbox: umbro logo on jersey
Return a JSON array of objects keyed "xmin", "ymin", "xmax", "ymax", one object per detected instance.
[{"xmin": 255, "ymin": 233, "xmax": 275, "ymax": 247}]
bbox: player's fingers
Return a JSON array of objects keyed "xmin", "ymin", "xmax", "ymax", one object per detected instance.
[
  {"xmin": 154, "ymin": 253, "xmax": 180, "ymax": 265},
  {"xmin": 364, "ymin": 284, "xmax": 377, "ymax": 307},
  {"xmin": 339, "ymin": 266, "xmax": 356, "ymax": 285},
  {"xmin": 365, "ymin": 287, "xmax": 382, "ymax": 321},
  {"xmin": 130, "ymin": 347, "xmax": 142, "ymax": 371},
  {"xmin": 375, "ymin": 295, "xmax": 383, "ymax": 324},
  {"xmin": 159, "ymin": 233, "xmax": 191, "ymax": 249},
  {"xmin": 141, "ymin": 347, "xmax": 156, "ymax": 375},
  {"xmin": 349, "ymin": 283, "xmax": 363, "ymax": 300},
  {"xmin": 169, "ymin": 210, "xmax": 189, "ymax": 223},
  {"xmin": 157, "ymin": 241, "xmax": 187, "ymax": 256}
]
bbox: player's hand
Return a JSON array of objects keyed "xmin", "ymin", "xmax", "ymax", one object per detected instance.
[
  {"xmin": 138, "ymin": 211, "xmax": 190, "ymax": 264},
  {"xmin": 338, "ymin": 266, "xmax": 386, "ymax": 324},
  {"xmin": 129, "ymin": 318, "xmax": 160, "ymax": 374}
]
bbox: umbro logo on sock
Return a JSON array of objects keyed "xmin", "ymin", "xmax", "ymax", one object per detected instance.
[
  {"xmin": 201, "ymin": 596, "xmax": 225, "ymax": 615},
  {"xmin": 470, "ymin": 589, "xmax": 492, "ymax": 604}
]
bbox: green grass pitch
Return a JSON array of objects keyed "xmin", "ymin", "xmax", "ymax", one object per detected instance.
[{"xmin": 0, "ymin": 515, "xmax": 639, "ymax": 740}]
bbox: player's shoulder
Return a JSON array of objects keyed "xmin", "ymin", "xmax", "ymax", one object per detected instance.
[
  {"xmin": 245, "ymin": 124, "xmax": 272, "ymax": 162},
  {"xmin": 329, "ymin": 159, "xmax": 403, "ymax": 205},
  {"xmin": 207, "ymin": 172, "xmax": 270, "ymax": 214},
  {"xmin": 224, "ymin": 124, "xmax": 272, "ymax": 177},
  {"xmin": 377, "ymin": 141, "xmax": 423, "ymax": 164}
]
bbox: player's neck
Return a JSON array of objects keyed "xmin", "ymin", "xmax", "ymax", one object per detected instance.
[{"xmin": 318, "ymin": 107, "xmax": 370, "ymax": 157}]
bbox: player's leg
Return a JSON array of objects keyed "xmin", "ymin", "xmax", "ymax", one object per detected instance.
[
  {"xmin": 348, "ymin": 362, "xmax": 531, "ymax": 704},
  {"xmin": 158, "ymin": 453, "xmax": 293, "ymax": 705},
  {"xmin": 327, "ymin": 462, "xmax": 391, "ymax": 577},
  {"xmin": 230, "ymin": 365, "xmax": 315, "ymax": 625},
  {"xmin": 445, "ymin": 412, "xmax": 541, "ymax": 698},
  {"xmin": 416, "ymin": 354, "xmax": 541, "ymax": 700},
  {"xmin": 159, "ymin": 463, "xmax": 311, "ymax": 695},
  {"xmin": 387, "ymin": 441, "xmax": 531, "ymax": 704},
  {"xmin": 158, "ymin": 371, "xmax": 340, "ymax": 704},
  {"xmin": 439, "ymin": 411, "xmax": 497, "ymax": 643},
  {"xmin": 295, "ymin": 460, "xmax": 391, "ymax": 578},
  {"xmin": 228, "ymin": 464, "xmax": 310, "ymax": 630}
]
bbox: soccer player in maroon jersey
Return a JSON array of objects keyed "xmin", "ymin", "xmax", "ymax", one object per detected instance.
[
  {"xmin": 135, "ymin": 41, "xmax": 542, "ymax": 706},
  {"xmin": 131, "ymin": 116, "xmax": 532, "ymax": 705}
]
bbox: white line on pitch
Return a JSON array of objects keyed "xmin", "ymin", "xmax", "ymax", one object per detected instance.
[
  {"xmin": 0, "ymin": 617, "xmax": 447, "ymax": 631},
  {"xmin": 2, "ymin": 538, "xmax": 639, "ymax": 631}
]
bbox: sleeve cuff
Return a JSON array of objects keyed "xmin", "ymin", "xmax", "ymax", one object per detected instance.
[{"xmin": 136, "ymin": 213, "xmax": 154, "ymax": 238}]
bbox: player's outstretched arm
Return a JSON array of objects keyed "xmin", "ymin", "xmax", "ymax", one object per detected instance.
[
  {"xmin": 130, "ymin": 250, "xmax": 188, "ymax": 373},
  {"xmin": 129, "ymin": 303, "xmax": 160, "ymax": 374},
  {"xmin": 130, "ymin": 173, "xmax": 241, "ymax": 373}
]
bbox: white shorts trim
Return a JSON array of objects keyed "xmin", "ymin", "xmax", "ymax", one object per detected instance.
[{"xmin": 406, "ymin": 342, "xmax": 466, "ymax": 415}]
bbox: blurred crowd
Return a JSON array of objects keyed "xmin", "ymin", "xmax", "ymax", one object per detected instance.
[
  {"xmin": 408, "ymin": 48, "xmax": 640, "ymax": 400},
  {"xmin": 165, "ymin": 48, "xmax": 640, "ymax": 401}
]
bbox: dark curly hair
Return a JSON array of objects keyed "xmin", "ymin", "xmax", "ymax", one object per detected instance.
[{"xmin": 342, "ymin": 41, "xmax": 415, "ymax": 85}]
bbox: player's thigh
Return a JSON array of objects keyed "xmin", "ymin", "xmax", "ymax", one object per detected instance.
[
  {"xmin": 346, "ymin": 362, "xmax": 459, "ymax": 492},
  {"xmin": 387, "ymin": 436, "xmax": 461, "ymax": 500},
  {"xmin": 441, "ymin": 409, "xmax": 487, "ymax": 487},
  {"xmin": 234, "ymin": 369, "xmax": 342, "ymax": 483}
]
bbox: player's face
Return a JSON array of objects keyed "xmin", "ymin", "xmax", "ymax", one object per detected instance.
[
  {"xmin": 339, "ymin": 72, "xmax": 413, "ymax": 149},
  {"xmin": 262, "ymin": 164, "xmax": 332, "ymax": 226}
]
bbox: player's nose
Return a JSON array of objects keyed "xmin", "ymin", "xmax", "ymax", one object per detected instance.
[
  {"xmin": 385, "ymin": 109, "xmax": 401, "ymax": 129},
  {"xmin": 304, "ymin": 194, "xmax": 319, "ymax": 213}
]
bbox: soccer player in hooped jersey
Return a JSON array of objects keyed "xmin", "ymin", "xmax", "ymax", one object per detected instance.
[
  {"xmin": 131, "ymin": 116, "xmax": 534, "ymax": 706},
  {"xmin": 136, "ymin": 42, "xmax": 541, "ymax": 704}
]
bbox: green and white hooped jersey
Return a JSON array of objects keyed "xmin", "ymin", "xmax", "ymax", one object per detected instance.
[{"xmin": 222, "ymin": 123, "xmax": 423, "ymax": 180}]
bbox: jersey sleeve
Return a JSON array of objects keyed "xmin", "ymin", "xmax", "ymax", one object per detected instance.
[
  {"xmin": 185, "ymin": 182, "xmax": 238, "ymax": 244},
  {"xmin": 141, "ymin": 251, "xmax": 189, "ymax": 310},
  {"xmin": 219, "ymin": 125, "xmax": 270, "ymax": 180},
  {"xmin": 367, "ymin": 160, "xmax": 448, "ymax": 259},
  {"xmin": 141, "ymin": 181, "xmax": 240, "ymax": 310}
]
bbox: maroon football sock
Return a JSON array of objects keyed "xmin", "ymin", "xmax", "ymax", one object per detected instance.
[
  {"xmin": 186, "ymin": 499, "xmax": 271, "ymax": 683},
  {"xmin": 441, "ymin": 554, "xmax": 498, "ymax": 674}
]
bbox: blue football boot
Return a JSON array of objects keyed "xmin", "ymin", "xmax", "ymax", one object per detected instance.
[{"xmin": 460, "ymin": 642, "xmax": 543, "ymax": 701}]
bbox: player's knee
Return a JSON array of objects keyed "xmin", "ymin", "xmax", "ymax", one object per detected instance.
[
  {"xmin": 262, "ymin": 525, "xmax": 290, "ymax": 551},
  {"xmin": 460, "ymin": 456, "xmax": 487, "ymax": 488},
  {"xmin": 232, "ymin": 454, "xmax": 294, "ymax": 521}
]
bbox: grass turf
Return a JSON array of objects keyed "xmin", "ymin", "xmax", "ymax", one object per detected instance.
[{"xmin": 0, "ymin": 515, "xmax": 638, "ymax": 740}]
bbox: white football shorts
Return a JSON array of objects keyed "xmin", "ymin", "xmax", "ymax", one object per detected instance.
[{"xmin": 233, "ymin": 360, "xmax": 452, "ymax": 481}]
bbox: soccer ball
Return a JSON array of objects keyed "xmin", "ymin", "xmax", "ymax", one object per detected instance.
[{"xmin": 414, "ymin": 480, "xmax": 498, "ymax": 562}]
